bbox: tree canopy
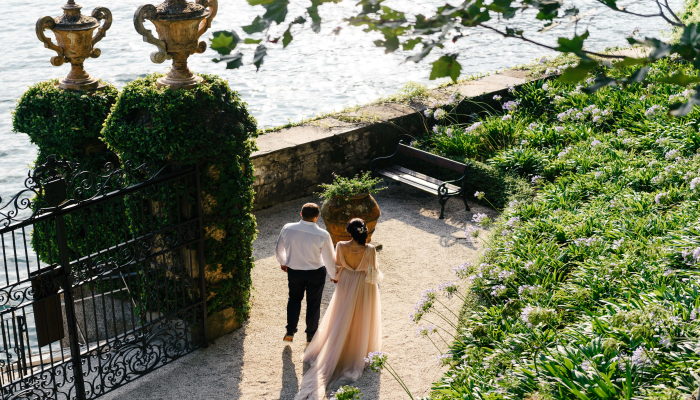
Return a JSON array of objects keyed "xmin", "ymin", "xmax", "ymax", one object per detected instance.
[{"xmin": 210, "ymin": 0, "xmax": 700, "ymax": 116}]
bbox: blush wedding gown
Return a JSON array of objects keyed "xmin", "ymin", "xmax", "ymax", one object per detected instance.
[{"xmin": 294, "ymin": 241, "xmax": 383, "ymax": 400}]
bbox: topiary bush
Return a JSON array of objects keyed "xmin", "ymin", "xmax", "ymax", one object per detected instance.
[
  {"xmin": 12, "ymin": 80, "xmax": 121, "ymax": 263},
  {"xmin": 12, "ymin": 79, "xmax": 119, "ymax": 171},
  {"xmin": 102, "ymin": 73, "xmax": 258, "ymax": 323}
]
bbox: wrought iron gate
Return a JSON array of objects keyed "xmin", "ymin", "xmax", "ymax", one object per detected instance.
[{"xmin": 0, "ymin": 156, "xmax": 208, "ymax": 400}]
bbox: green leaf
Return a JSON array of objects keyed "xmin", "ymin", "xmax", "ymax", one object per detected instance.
[
  {"xmin": 262, "ymin": 0, "xmax": 289, "ymax": 24},
  {"xmin": 402, "ymin": 38, "xmax": 422, "ymax": 51},
  {"xmin": 282, "ymin": 27, "xmax": 293, "ymax": 48},
  {"xmin": 555, "ymin": 31, "xmax": 590, "ymax": 54},
  {"xmin": 213, "ymin": 52, "xmax": 244, "ymax": 69},
  {"xmin": 210, "ymin": 31, "xmax": 240, "ymax": 56},
  {"xmin": 430, "ymin": 55, "xmax": 461, "ymax": 82},
  {"xmin": 657, "ymin": 72, "xmax": 700, "ymax": 86},
  {"xmin": 242, "ymin": 16, "xmax": 271, "ymax": 34},
  {"xmin": 374, "ymin": 33, "xmax": 399, "ymax": 53},
  {"xmin": 559, "ymin": 58, "xmax": 598, "ymax": 83},
  {"xmin": 244, "ymin": 38, "xmax": 263, "ymax": 44},
  {"xmin": 253, "ymin": 44, "xmax": 268, "ymax": 71},
  {"xmin": 582, "ymin": 76, "xmax": 617, "ymax": 94},
  {"xmin": 613, "ymin": 57, "xmax": 646, "ymax": 69},
  {"xmin": 247, "ymin": 0, "xmax": 275, "ymax": 5}
]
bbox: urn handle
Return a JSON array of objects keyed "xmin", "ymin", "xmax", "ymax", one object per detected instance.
[
  {"xmin": 195, "ymin": 0, "xmax": 218, "ymax": 54},
  {"xmin": 90, "ymin": 7, "xmax": 113, "ymax": 58},
  {"xmin": 35, "ymin": 16, "xmax": 65, "ymax": 67},
  {"xmin": 134, "ymin": 4, "xmax": 171, "ymax": 64}
]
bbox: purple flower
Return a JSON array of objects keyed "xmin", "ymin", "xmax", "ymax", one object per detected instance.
[
  {"xmin": 617, "ymin": 128, "xmax": 625, "ymax": 135},
  {"xmin": 555, "ymin": 126, "xmax": 565, "ymax": 132},
  {"xmin": 591, "ymin": 140, "xmax": 602, "ymax": 147},
  {"xmin": 493, "ymin": 95, "xmax": 502, "ymax": 100},
  {"xmin": 434, "ymin": 109, "xmax": 447, "ymax": 120},
  {"xmin": 502, "ymin": 101, "xmax": 518, "ymax": 111},
  {"xmin": 531, "ymin": 175, "xmax": 542, "ymax": 184},
  {"xmin": 645, "ymin": 105, "xmax": 663, "ymax": 117}
]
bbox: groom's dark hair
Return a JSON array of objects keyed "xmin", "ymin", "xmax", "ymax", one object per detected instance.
[{"xmin": 301, "ymin": 203, "xmax": 320, "ymax": 220}]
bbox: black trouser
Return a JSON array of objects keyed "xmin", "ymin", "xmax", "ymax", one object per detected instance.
[{"xmin": 287, "ymin": 267, "xmax": 326, "ymax": 339}]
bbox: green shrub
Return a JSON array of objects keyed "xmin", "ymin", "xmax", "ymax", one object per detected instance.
[
  {"xmin": 102, "ymin": 73, "xmax": 258, "ymax": 321},
  {"xmin": 12, "ymin": 79, "xmax": 119, "ymax": 170},
  {"xmin": 420, "ymin": 56, "xmax": 700, "ymax": 399},
  {"xmin": 12, "ymin": 81, "xmax": 121, "ymax": 263}
]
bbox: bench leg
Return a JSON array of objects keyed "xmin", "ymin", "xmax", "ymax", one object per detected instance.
[
  {"xmin": 461, "ymin": 192, "xmax": 470, "ymax": 211},
  {"xmin": 439, "ymin": 197, "xmax": 448, "ymax": 219}
]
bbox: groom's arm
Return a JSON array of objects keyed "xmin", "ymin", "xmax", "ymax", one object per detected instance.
[
  {"xmin": 321, "ymin": 234, "xmax": 336, "ymax": 281},
  {"xmin": 275, "ymin": 228, "xmax": 287, "ymax": 272}
]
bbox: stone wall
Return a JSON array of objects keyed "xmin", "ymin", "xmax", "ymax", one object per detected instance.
[{"xmin": 251, "ymin": 70, "xmax": 532, "ymax": 210}]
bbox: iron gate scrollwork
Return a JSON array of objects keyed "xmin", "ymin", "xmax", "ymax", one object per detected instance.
[{"xmin": 0, "ymin": 155, "xmax": 208, "ymax": 400}]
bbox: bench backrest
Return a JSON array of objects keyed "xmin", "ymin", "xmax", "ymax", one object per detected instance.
[{"xmin": 397, "ymin": 143, "xmax": 466, "ymax": 173}]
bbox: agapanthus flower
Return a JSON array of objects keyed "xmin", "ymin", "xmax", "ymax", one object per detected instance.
[
  {"xmin": 465, "ymin": 122, "xmax": 482, "ymax": 133},
  {"xmin": 690, "ymin": 307, "xmax": 699, "ymax": 320},
  {"xmin": 524, "ymin": 261, "xmax": 535, "ymax": 271},
  {"xmin": 490, "ymin": 284, "xmax": 507, "ymax": 297},
  {"xmin": 471, "ymin": 213, "xmax": 491, "ymax": 228},
  {"xmin": 423, "ymin": 109, "xmax": 433, "ymax": 118},
  {"xmin": 432, "ymin": 125, "xmax": 439, "ymax": 133},
  {"xmin": 623, "ymin": 138, "xmax": 632, "ymax": 145},
  {"xmin": 502, "ymin": 100, "xmax": 518, "ymax": 111},
  {"xmin": 655, "ymin": 192, "xmax": 667, "ymax": 205},
  {"xmin": 665, "ymin": 149, "xmax": 680, "ymax": 160},
  {"xmin": 595, "ymin": 171, "xmax": 603, "ymax": 179},
  {"xmin": 660, "ymin": 336, "xmax": 672, "ymax": 348},
  {"xmin": 445, "ymin": 128, "xmax": 453, "ymax": 138},
  {"xmin": 508, "ymin": 86, "xmax": 515, "ymax": 93},
  {"xmin": 498, "ymin": 270, "xmax": 514, "ymax": 281},
  {"xmin": 474, "ymin": 191, "xmax": 485, "ymax": 200},
  {"xmin": 464, "ymin": 225, "xmax": 479, "ymax": 239},
  {"xmin": 502, "ymin": 115, "xmax": 512, "ymax": 121},
  {"xmin": 435, "ymin": 353, "xmax": 452, "ymax": 365},
  {"xmin": 690, "ymin": 176, "xmax": 700, "ymax": 190},
  {"xmin": 645, "ymin": 104, "xmax": 664, "ymax": 117},
  {"xmin": 506, "ymin": 216, "xmax": 520, "ymax": 227},
  {"xmin": 365, "ymin": 351, "xmax": 387, "ymax": 371},
  {"xmin": 591, "ymin": 139, "xmax": 602, "ymax": 147},
  {"xmin": 531, "ymin": 175, "xmax": 542, "ymax": 184},
  {"xmin": 612, "ymin": 238, "xmax": 624, "ymax": 249},
  {"xmin": 617, "ymin": 128, "xmax": 625, "ymax": 135},
  {"xmin": 438, "ymin": 281, "xmax": 460, "ymax": 299},
  {"xmin": 493, "ymin": 95, "xmax": 502, "ymax": 100},
  {"xmin": 631, "ymin": 346, "xmax": 653, "ymax": 368},
  {"xmin": 555, "ymin": 126, "xmax": 564, "ymax": 133},
  {"xmin": 542, "ymin": 83, "xmax": 550, "ymax": 91},
  {"xmin": 434, "ymin": 109, "xmax": 447, "ymax": 120},
  {"xmin": 452, "ymin": 263, "xmax": 471, "ymax": 279},
  {"xmin": 528, "ymin": 122, "xmax": 538, "ymax": 129},
  {"xmin": 415, "ymin": 324, "xmax": 438, "ymax": 337}
]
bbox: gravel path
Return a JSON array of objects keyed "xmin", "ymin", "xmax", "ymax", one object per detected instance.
[{"xmin": 102, "ymin": 184, "xmax": 494, "ymax": 400}]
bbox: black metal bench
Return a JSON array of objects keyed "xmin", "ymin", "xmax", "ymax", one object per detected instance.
[{"xmin": 370, "ymin": 138, "xmax": 472, "ymax": 219}]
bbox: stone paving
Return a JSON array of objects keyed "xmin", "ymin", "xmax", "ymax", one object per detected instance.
[{"xmin": 101, "ymin": 183, "xmax": 495, "ymax": 400}]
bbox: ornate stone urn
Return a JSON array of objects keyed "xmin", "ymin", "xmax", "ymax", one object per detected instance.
[
  {"xmin": 36, "ymin": 0, "xmax": 112, "ymax": 91},
  {"xmin": 134, "ymin": 0, "xmax": 218, "ymax": 90}
]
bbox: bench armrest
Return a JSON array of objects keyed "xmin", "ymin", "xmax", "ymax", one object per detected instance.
[
  {"xmin": 439, "ymin": 162, "xmax": 472, "ymax": 194},
  {"xmin": 370, "ymin": 135, "xmax": 416, "ymax": 173}
]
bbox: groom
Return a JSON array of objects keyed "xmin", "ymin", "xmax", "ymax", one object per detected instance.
[{"xmin": 275, "ymin": 203, "xmax": 336, "ymax": 343}]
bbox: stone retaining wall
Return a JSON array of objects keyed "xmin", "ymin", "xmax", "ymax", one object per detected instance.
[{"xmin": 251, "ymin": 70, "xmax": 532, "ymax": 210}]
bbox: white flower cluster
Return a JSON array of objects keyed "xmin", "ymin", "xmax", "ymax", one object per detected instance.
[
  {"xmin": 558, "ymin": 105, "xmax": 611, "ymax": 123},
  {"xmin": 452, "ymin": 263, "xmax": 472, "ymax": 279},
  {"xmin": 438, "ymin": 281, "xmax": 460, "ymax": 299},
  {"xmin": 558, "ymin": 147, "xmax": 572, "ymax": 159},
  {"xmin": 471, "ymin": 213, "xmax": 491, "ymax": 228},
  {"xmin": 415, "ymin": 324, "xmax": 438, "ymax": 337},
  {"xmin": 490, "ymin": 284, "xmax": 507, "ymax": 297},
  {"xmin": 645, "ymin": 104, "xmax": 664, "ymax": 117},
  {"xmin": 465, "ymin": 122, "xmax": 483, "ymax": 133},
  {"xmin": 517, "ymin": 284, "xmax": 542, "ymax": 297},
  {"xmin": 574, "ymin": 237, "xmax": 599, "ymax": 246}
]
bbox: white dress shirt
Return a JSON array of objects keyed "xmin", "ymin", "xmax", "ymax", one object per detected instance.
[{"xmin": 275, "ymin": 220, "xmax": 336, "ymax": 279}]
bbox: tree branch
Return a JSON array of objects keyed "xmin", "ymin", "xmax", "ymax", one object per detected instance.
[
  {"xmin": 655, "ymin": 0, "xmax": 685, "ymax": 27},
  {"xmin": 663, "ymin": 0, "xmax": 685, "ymax": 26},
  {"xmin": 478, "ymin": 24, "xmax": 626, "ymax": 59}
]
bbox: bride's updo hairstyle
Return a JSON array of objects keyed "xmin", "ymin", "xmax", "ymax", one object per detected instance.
[{"xmin": 346, "ymin": 218, "xmax": 368, "ymax": 245}]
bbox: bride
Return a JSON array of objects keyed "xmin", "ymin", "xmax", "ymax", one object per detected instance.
[{"xmin": 295, "ymin": 218, "xmax": 383, "ymax": 399}]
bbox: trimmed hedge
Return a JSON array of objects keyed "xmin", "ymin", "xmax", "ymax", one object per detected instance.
[
  {"xmin": 102, "ymin": 73, "xmax": 258, "ymax": 321},
  {"xmin": 12, "ymin": 81, "xmax": 120, "ymax": 263},
  {"xmin": 12, "ymin": 79, "xmax": 119, "ymax": 171}
]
